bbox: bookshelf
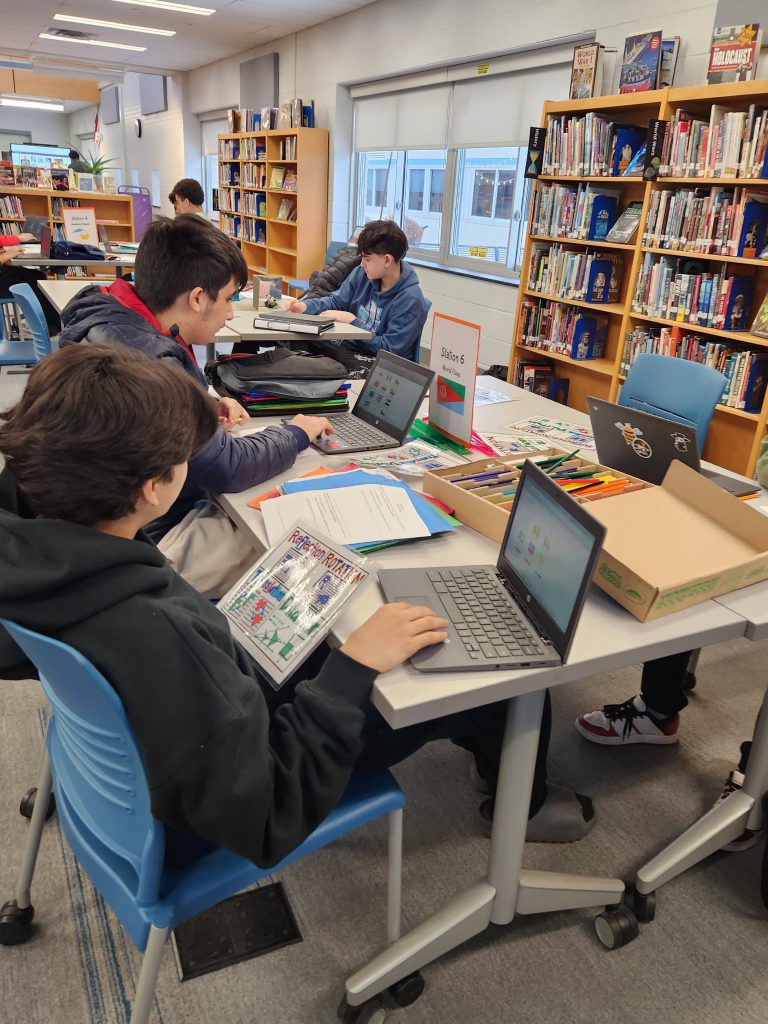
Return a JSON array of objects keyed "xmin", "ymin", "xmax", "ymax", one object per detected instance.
[
  {"xmin": 0, "ymin": 186, "xmax": 135, "ymax": 279},
  {"xmin": 217, "ymin": 127, "xmax": 328, "ymax": 286},
  {"xmin": 511, "ymin": 83, "xmax": 768, "ymax": 477}
]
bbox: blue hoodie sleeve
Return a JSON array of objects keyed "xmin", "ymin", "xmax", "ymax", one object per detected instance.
[
  {"xmin": 187, "ymin": 424, "xmax": 301, "ymax": 494},
  {"xmin": 302, "ymin": 268, "xmax": 363, "ymax": 315},
  {"xmin": 354, "ymin": 299, "xmax": 427, "ymax": 360}
]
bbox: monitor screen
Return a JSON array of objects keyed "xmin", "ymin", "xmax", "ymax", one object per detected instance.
[
  {"xmin": 503, "ymin": 470, "xmax": 597, "ymax": 633},
  {"xmin": 10, "ymin": 143, "xmax": 70, "ymax": 170},
  {"xmin": 355, "ymin": 355, "xmax": 429, "ymax": 435}
]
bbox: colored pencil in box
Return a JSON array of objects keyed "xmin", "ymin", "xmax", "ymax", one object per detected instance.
[{"xmin": 543, "ymin": 449, "xmax": 581, "ymax": 474}]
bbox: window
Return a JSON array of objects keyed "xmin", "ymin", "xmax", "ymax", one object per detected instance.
[{"xmin": 355, "ymin": 144, "xmax": 528, "ymax": 275}]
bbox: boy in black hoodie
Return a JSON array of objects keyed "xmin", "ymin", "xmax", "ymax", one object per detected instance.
[{"xmin": 0, "ymin": 345, "xmax": 596, "ymax": 856}]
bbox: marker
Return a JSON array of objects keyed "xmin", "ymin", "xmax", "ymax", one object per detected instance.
[
  {"xmin": 449, "ymin": 468, "xmax": 508, "ymax": 484},
  {"xmin": 543, "ymin": 449, "xmax": 581, "ymax": 475}
]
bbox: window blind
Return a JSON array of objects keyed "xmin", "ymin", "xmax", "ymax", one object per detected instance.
[{"xmin": 353, "ymin": 85, "xmax": 451, "ymax": 151}]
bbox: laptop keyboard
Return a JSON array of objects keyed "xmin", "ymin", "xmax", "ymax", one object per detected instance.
[
  {"xmin": 427, "ymin": 567, "xmax": 548, "ymax": 661},
  {"xmin": 325, "ymin": 413, "xmax": 392, "ymax": 448}
]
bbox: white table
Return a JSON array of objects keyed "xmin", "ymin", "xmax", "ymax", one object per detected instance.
[
  {"xmin": 219, "ymin": 377, "xmax": 750, "ymax": 1009},
  {"xmin": 11, "ymin": 249, "xmax": 135, "ymax": 279}
]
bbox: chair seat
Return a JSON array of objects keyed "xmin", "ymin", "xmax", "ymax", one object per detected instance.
[
  {"xmin": 0, "ymin": 340, "xmax": 35, "ymax": 365},
  {"xmin": 287, "ymin": 278, "xmax": 309, "ymax": 291}
]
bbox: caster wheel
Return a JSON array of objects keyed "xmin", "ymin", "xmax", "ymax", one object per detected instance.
[
  {"xmin": 337, "ymin": 995, "xmax": 387, "ymax": 1024},
  {"xmin": 0, "ymin": 900, "xmax": 34, "ymax": 946},
  {"xmin": 19, "ymin": 788, "xmax": 56, "ymax": 822},
  {"xmin": 629, "ymin": 887, "xmax": 656, "ymax": 923},
  {"xmin": 594, "ymin": 907, "xmax": 639, "ymax": 950},
  {"xmin": 683, "ymin": 671, "xmax": 697, "ymax": 692},
  {"xmin": 387, "ymin": 971, "xmax": 425, "ymax": 1008}
]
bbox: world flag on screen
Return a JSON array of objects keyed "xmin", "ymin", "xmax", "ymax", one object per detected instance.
[{"xmin": 436, "ymin": 376, "xmax": 465, "ymax": 415}]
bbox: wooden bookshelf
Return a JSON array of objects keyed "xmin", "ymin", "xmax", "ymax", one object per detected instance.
[
  {"xmin": 511, "ymin": 83, "xmax": 768, "ymax": 476},
  {"xmin": 217, "ymin": 127, "xmax": 328, "ymax": 283}
]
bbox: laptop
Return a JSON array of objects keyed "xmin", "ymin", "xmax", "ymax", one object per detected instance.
[
  {"xmin": 588, "ymin": 396, "xmax": 758, "ymax": 497},
  {"xmin": 39, "ymin": 225, "xmax": 52, "ymax": 259},
  {"xmin": 255, "ymin": 310, "xmax": 335, "ymax": 335},
  {"xmin": 21, "ymin": 214, "xmax": 48, "ymax": 241},
  {"xmin": 98, "ymin": 224, "xmax": 119, "ymax": 260},
  {"xmin": 378, "ymin": 460, "xmax": 605, "ymax": 672},
  {"xmin": 311, "ymin": 349, "xmax": 434, "ymax": 454}
]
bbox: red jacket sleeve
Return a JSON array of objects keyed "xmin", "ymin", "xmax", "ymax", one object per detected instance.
[{"xmin": 0, "ymin": 235, "xmax": 20, "ymax": 247}]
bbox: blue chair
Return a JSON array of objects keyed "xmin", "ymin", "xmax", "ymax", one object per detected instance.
[
  {"xmin": 287, "ymin": 240, "xmax": 347, "ymax": 294},
  {"xmin": 0, "ymin": 620, "xmax": 405, "ymax": 1024},
  {"xmin": 619, "ymin": 353, "xmax": 726, "ymax": 447},
  {"xmin": 0, "ymin": 284, "xmax": 52, "ymax": 373}
]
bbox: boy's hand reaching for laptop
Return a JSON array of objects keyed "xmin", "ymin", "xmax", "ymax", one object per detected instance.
[
  {"xmin": 18, "ymin": 232, "xmax": 36, "ymax": 243},
  {"xmin": 341, "ymin": 604, "xmax": 449, "ymax": 674},
  {"xmin": 288, "ymin": 414, "xmax": 334, "ymax": 443}
]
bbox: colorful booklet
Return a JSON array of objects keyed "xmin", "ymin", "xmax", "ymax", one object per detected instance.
[
  {"xmin": 708, "ymin": 24, "xmax": 762, "ymax": 84},
  {"xmin": 569, "ymin": 43, "xmax": 604, "ymax": 100},
  {"xmin": 606, "ymin": 201, "xmax": 643, "ymax": 243},
  {"xmin": 619, "ymin": 30, "xmax": 663, "ymax": 93},
  {"xmin": 217, "ymin": 522, "xmax": 372, "ymax": 688}
]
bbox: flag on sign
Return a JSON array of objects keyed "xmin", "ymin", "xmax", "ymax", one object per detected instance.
[{"xmin": 436, "ymin": 376, "xmax": 465, "ymax": 414}]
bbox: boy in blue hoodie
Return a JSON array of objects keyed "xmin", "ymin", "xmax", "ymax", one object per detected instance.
[{"xmin": 286, "ymin": 220, "xmax": 428, "ymax": 364}]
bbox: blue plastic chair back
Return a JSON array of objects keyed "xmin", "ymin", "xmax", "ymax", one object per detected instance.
[
  {"xmin": 619, "ymin": 353, "xmax": 725, "ymax": 446},
  {"xmin": 8, "ymin": 284, "xmax": 53, "ymax": 362},
  {"xmin": 2, "ymin": 619, "xmax": 405, "ymax": 952},
  {"xmin": 325, "ymin": 240, "xmax": 346, "ymax": 263}
]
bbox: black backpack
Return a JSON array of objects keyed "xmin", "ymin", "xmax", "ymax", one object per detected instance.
[{"xmin": 206, "ymin": 348, "xmax": 349, "ymax": 411}]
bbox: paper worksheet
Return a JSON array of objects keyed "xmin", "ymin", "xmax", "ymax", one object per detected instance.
[
  {"xmin": 503, "ymin": 415, "xmax": 596, "ymax": 450},
  {"xmin": 475, "ymin": 431, "xmax": 556, "ymax": 456},
  {"xmin": 260, "ymin": 484, "xmax": 431, "ymax": 546}
]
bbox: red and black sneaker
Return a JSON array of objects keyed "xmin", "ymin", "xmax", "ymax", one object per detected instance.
[{"xmin": 575, "ymin": 695, "xmax": 680, "ymax": 746}]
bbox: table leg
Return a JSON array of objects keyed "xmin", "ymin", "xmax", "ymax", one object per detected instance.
[
  {"xmin": 344, "ymin": 689, "xmax": 625, "ymax": 1007},
  {"xmin": 635, "ymin": 683, "xmax": 768, "ymax": 896}
]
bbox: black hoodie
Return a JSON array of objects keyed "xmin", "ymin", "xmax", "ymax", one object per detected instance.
[{"xmin": 0, "ymin": 466, "xmax": 378, "ymax": 866}]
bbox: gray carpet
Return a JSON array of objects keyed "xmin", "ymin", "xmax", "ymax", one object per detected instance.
[{"xmin": 2, "ymin": 635, "xmax": 768, "ymax": 1024}]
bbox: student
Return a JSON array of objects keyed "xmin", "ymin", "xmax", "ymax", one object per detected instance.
[
  {"xmin": 68, "ymin": 148, "xmax": 86, "ymax": 173},
  {"xmin": 285, "ymin": 219, "xmax": 428, "ymax": 365},
  {"xmin": 168, "ymin": 178, "xmax": 205, "ymax": 217},
  {"xmin": 0, "ymin": 344, "xmax": 597, "ymax": 854},
  {"xmin": 575, "ymin": 442, "xmax": 768, "ymax": 851},
  {"xmin": 0, "ymin": 234, "xmax": 62, "ymax": 335},
  {"xmin": 57, "ymin": 214, "xmax": 333, "ymax": 596}
]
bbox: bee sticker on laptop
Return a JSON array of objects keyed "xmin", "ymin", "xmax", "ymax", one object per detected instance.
[
  {"xmin": 670, "ymin": 431, "xmax": 691, "ymax": 452},
  {"xmin": 614, "ymin": 421, "xmax": 652, "ymax": 458}
]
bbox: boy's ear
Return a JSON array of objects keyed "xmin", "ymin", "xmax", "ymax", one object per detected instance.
[
  {"xmin": 187, "ymin": 285, "xmax": 206, "ymax": 312},
  {"xmin": 137, "ymin": 476, "xmax": 163, "ymax": 510}
]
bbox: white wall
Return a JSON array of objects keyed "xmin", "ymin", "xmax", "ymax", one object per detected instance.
[
  {"xmin": 191, "ymin": 0, "xmax": 721, "ymax": 367},
  {"xmin": 0, "ymin": 107, "xmax": 69, "ymax": 147}
]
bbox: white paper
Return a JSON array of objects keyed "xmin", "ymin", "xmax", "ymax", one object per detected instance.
[
  {"xmin": 353, "ymin": 440, "xmax": 467, "ymax": 476},
  {"xmin": 504, "ymin": 415, "xmax": 596, "ymax": 451},
  {"xmin": 476, "ymin": 432, "xmax": 556, "ymax": 456},
  {"xmin": 474, "ymin": 386, "xmax": 518, "ymax": 405},
  {"xmin": 261, "ymin": 484, "xmax": 431, "ymax": 546}
]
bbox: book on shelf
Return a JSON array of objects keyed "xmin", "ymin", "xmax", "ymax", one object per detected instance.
[
  {"xmin": 585, "ymin": 259, "xmax": 612, "ymax": 303},
  {"xmin": 570, "ymin": 314, "xmax": 607, "ymax": 359},
  {"xmin": 708, "ymin": 24, "xmax": 763, "ymax": 84},
  {"xmin": 531, "ymin": 182, "xmax": 621, "ymax": 240},
  {"xmin": 20, "ymin": 167, "xmax": 37, "ymax": 189},
  {"xmin": 513, "ymin": 357, "xmax": 551, "ymax": 387},
  {"xmin": 520, "ymin": 297, "xmax": 608, "ymax": 359},
  {"xmin": 619, "ymin": 30, "xmax": 662, "ymax": 94},
  {"xmin": 51, "ymin": 167, "xmax": 70, "ymax": 191},
  {"xmin": 593, "ymin": 251, "xmax": 622, "ymax": 303},
  {"xmin": 0, "ymin": 162, "xmax": 13, "ymax": 187},
  {"xmin": 606, "ymin": 201, "xmax": 643, "ymax": 242},
  {"xmin": 278, "ymin": 103, "xmax": 293, "ymax": 130},
  {"xmin": 632, "ymin": 253, "xmax": 754, "ymax": 329},
  {"xmin": 521, "ymin": 364, "xmax": 554, "ymax": 396},
  {"xmin": 302, "ymin": 101, "xmax": 315, "ymax": 128},
  {"xmin": 643, "ymin": 185, "xmax": 768, "ymax": 257},
  {"xmin": 261, "ymin": 106, "xmax": 278, "ymax": 130},
  {"xmin": 610, "ymin": 126, "xmax": 645, "ymax": 175},
  {"xmin": 542, "ymin": 114, "xmax": 659, "ymax": 178},
  {"xmin": 569, "ymin": 43, "xmax": 604, "ymax": 100},
  {"xmin": 291, "ymin": 98, "xmax": 303, "ymax": 128},
  {"xmin": 35, "ymin": 168, "xmax": 52, "ymax": 189},
  {"xmin": 269, "ymin": 165, "xmax": 286, "ymax": 189},
  {"xmin": 76, "ymin": 173, "xmax": 94, "ymax": 192},
  {"xmin": 282, "ymin": 169, "xmax": 297, "ymax": 191},
  {"xmin": 277, "ymin": 197, "xmax": 296, "ymax": 221},
  {"xmin": 660, "ymin": 37, "xmax": 680, "ymax": 88},
  {"xmin": 587, "ymin": 190, "xmax": 618, "ymax": 239},
  {"xmin": 750, "ymin": 289, "xmax": 768, "ymax": 339},
  {"xmin": 737, "ymin": 194, "xmax": 768, "ymax": 257},
  {"xmin": 622, "ymin": 143, "xmax": 647, "ymax": 176}
]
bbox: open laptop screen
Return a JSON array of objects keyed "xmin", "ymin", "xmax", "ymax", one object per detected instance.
[
  {"xmin": 498, "ymin": 462, "xmax": 605, "ymax": 659},
  {"xmin": 352, "ymin": 351, "xmax": 433, "ymax": 439}
]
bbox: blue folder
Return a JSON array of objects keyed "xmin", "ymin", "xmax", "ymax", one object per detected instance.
[{"xmin": 281, "ymin": 469, "xmax": 454, "ymax": 549}]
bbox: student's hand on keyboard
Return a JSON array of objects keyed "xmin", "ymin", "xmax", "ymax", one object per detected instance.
[
  {"xmin": 288, "ymin": 414, "xmax": 335, "ymax": 442},
  {"xmin": 0, "ymin": 247, "xmax": 22, "ymax": 264},
  {"xmin": 340, "ymin": 603, "xmax": 449, "ymax": 674},
  {"xmin": 18, "ymin": 232, "xmax": 36, "ymax": 243}
]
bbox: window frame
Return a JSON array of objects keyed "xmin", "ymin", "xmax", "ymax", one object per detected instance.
[{"xmin": 353, "ymin": 143, "xmax": 528, "ymax": 280}]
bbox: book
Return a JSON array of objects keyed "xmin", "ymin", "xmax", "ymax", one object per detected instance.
[
  {"xmin": 587, "ymin": 193, "xmax": 618, "ymax": 241},
  {"xmin": 723, "ymin": 275, "xmax": 754, "ymax": 330},
  {"xmin": 660, "ymin": 37, "xmax": 680, "ymax": 88},
  {"xmin": 269, "ymin": 165, "xmax": 286, "ymax": 189},
  {"xmin": 278, "ymin": 102, "xmax": 293, "ymax": 130},
  {"xmin": 277, "ymin": 197, "xmax": 296, "ymax": 220},
  {"xmin": 610, "ymin": 126, "xmax": 645, "ymax": 175},
  {"xmin": 21, "ymin": 167, "xmax": 37, "ymax": 189},
  {"xmin": 606, "ymin": 201, "xmax": 643, "ymax": 243},
  {"xmin": 743, "ymin": 354, "xmax": 768, "ymax": 411},
  {"xmin": 283, "ymin": 169, "xmax": 297, "ymax": 191},
  {"xmin": 0, "ymin": 163, "xmax": 13, "ymax": 187},
  {"xmin": 101, "ymin": 172, "xmax": 116, "ymax": 194},
  {"xmin": 619, "ymin": 30, "xmax": 663, "ymax": 93},
  {"xmin": 751, "ymin": 289, "xmax": 768, "ymax": 338},
  {"xmin": 594, "ymin": 252, "xmax": 624, "ymax": 303},
  {"xmin": 76, "ymin": 173, "xmax": 94, "ymax": 193},
  {"xmin": 522, "ymin": 365, "xmax": 554, "ymax": 396},
  {"xmin": 737, "ymin": 196, "xmax": 768, "ymax": 258},
  {"xmin": 35, "ymin": 168, "xmax": 52, "ymax": 189},
  {"xmin": 217, "ymin": 522, "xmax": 371, "ymax": 688},
  {"xmin": 569, "ymin": 43, "xmax": 603, "ymax": 100},
  {"xmin": 570, "ymin": 315, "xmax": 602, "ymax": 359},
  {"xmin": 643, "ymin": 119, "xmax": 667, "ymax": 180},
  {"xmin": 302, "ymin": 101, "xmax": 315, "ymax": 128},
  {"xmin": 291, "ymin": 98, "xmax": 303, "ymax": 128},
  {"xmin": 585, "ymin": 259, "xmax": 612, "ymax": 303},
  {"xmin": 623, "ymin": 143, "xmax": 647, "ymax": 176},
  {"xmin": 708, "ymin": 24, "xmax": 763, "ymax": 84}
]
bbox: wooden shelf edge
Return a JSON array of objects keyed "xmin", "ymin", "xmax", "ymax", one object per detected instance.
[
  {"xmin": 523, "ymin": 289, "xmax": 625, "ymax": 315},
  {"xmin": 514, "ymin": 343, "xmax": 614, "ymax": 375}
]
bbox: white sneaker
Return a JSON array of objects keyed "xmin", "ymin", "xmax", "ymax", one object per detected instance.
[
  {"xmin": 575, "ymin": 695, "xmax": 680, "ymax": 746},
  {"xmin": 716, "ymin": 769, "xmax": 763, "ymax": 853}
]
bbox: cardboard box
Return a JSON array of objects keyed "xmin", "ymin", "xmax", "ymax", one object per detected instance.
[
  {"xmin": 422, "ymin": 450, "xmax": 650, "ymax": 544},
  {"xmin": 587, "ymin": 461, "xmax": 768, "ymax": 621}
]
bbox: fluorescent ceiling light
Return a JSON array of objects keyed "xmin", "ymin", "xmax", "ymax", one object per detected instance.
[
  {"xmin": 53, "ymin": 15, "xmax": 176, "ymax": 37},
  {"xmin": 0, "ymin": 97, "xmax": 65, "ymax": 111},
  {"xmin": 108, "ymin": 0, "xmax": 215, "ymax": 14},
  {"xmin": 39, "ymin": 33, "xmax": 147, "ymax": 52}
]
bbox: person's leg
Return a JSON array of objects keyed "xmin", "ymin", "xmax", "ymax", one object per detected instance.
[
  {"xmin": 575, "ymin": 650, "xmax": 691, "ymax": 747},
  {"xmin": 0, "ymin": 267, "xmax": 61, "ymax": 335}
]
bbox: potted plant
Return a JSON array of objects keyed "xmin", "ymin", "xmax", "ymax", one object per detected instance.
[{"xmin": 82, "ymin": 150, "xmax": 119, "ymax": 191}]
